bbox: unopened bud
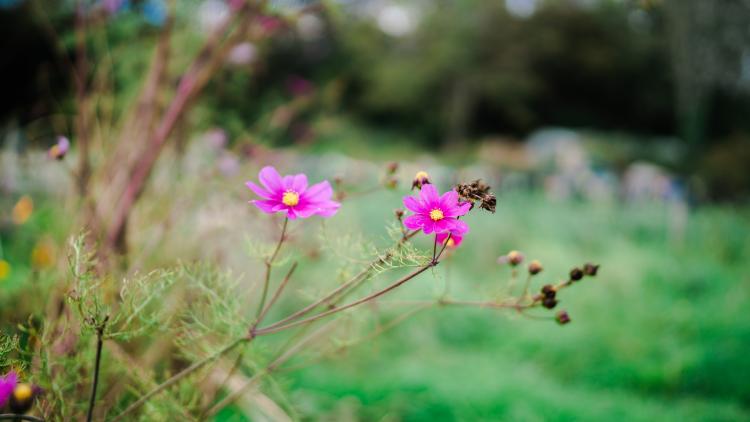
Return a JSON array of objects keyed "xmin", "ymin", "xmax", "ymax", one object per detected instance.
[
  {"xmin": 570, "ymin": 267, "xmax": 584, "ymax": 281},
  {"xmin": 583, "ymin": 263, "xmax": 599, "ymax": 276},
  {"xmin": 411, "ymin": 171, "xmax": 431, "ymax": 190},
  {"xmin": 507, "ymin": 250, "xmax": 524, "ymax": 266},
  {"xmin": 386, "ymin": 162, "xmax": 399, "ymax": 175},
  {"xmin": 528, "ymin": 260, "xmax": 543, "ymax": 275},
  {"xmin": 9, "ymin": 383, "xmax": 35, "ymax": 414},
  {"xmin": 541, "ymin": 284, "xmax": 556, "ymax": 298},
  {"xmin": 395, "ymin": 209, "xmax": 405, "ymax": 220},
  {"xmin": 542, "ymin": 297, "xmax": 558, "ymax": 309},
  {"xmin": 555, "ymin": 310, "xmax": 571, "ymax": 325},
  {"xmin": 385, "ymin": 178, "xmax": 398, "ymax": 190}
]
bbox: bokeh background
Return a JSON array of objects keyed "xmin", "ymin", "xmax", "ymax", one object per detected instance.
[{"xmin": 2, "ymin": 0, "xmax": 750, "ymax": 420}]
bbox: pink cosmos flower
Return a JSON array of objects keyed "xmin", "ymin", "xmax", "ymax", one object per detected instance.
[
  {"xmin": 246, "ymin": 166, "xmax": 340, "ymax": 219},
  {"xmin": 0, "ymin": 370, "xmax": 17, "ymax": 408},
  {"xmin": 402, "ymin": 184, "xmax": 471, "ymax": 235},
  {"xmin": 436, "ymin": 232, "xmax": 463, "ymax": 248}
]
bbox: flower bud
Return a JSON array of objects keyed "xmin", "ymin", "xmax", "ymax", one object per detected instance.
[
  {"xmin": 507, "ymin": 250, "xmax": 524, "ymax": 266},
  {"xmin": 555, "ymin": 310, "xmax": 571, "ymax": 325},
  {"xmin": 570, "ymin": 267, "xmax": 584, "ymax": 281},
  {"xmin": 528, "ymin": 260, "xmax": 543, "ymax": 275},
  {"xmin": 385, "ymin": 177, "xmax": 398, "ymax": 190},
  {"xmin": 542, "ymin": 297, "xmax": 558, "ymax": 309},
  {"xmin": 411, "ymin": 171, "xmax": 431, "ymax": 190},
  {"xmin": 386, "ymin": 162, "xmax": 399, "ymax": 175},
  {"xmin": 395, "ymin": 209, "xmax": 405, "ymax": 220},
  {"xmin": 583, "ymin": 263, "xmax": 600, "ymax": 276},
  {"xmin": 541, "ymin": 284, "xmax": 556, "ymax": 298},
  {"xmin": 9, "ymin": 383, "xmax": 34, "ymax": 414}
]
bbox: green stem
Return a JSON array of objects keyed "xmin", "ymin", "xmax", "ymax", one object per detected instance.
[{"xmin": 256, "ymin": 218, "xmax": 288, "ymax": 320}]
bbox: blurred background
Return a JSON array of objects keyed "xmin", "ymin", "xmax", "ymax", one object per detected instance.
[{"xmin": 1, "ymin": 0, "xmax": 750, "ymax": 420}]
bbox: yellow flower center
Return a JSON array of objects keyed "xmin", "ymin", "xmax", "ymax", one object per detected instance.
[
  {"xmin": 282, "ymin": 191, "xmax": 299, "ymax": 207},
  {"xmin": 429, "ymin": 208, "xmax": 444, "ymax": 221},
  {"xmin": 446, "ymin": 238, "xmax": 455, "ymax": 247},
  {"xmin": 13, "ymin": 383, "xmax": 33, "ymax": 401}
]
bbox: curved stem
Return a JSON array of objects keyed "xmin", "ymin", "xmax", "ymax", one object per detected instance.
[
  {"xmin": 255, "ymin": 218, "xmax": 288, "ymax": 320},
  {"xmin": 260, "ymin": 229, "xmax": 421, "ymax": 332},
  {"xmin": 255, "ymin": 264, "xmax": 434, "ymax": 336}
]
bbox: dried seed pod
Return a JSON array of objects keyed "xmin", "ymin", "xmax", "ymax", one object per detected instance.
[
  {"xmin": 583, "ymin": 263, "xmax": 600, "ymax": 276},
  {"xmin": 555, "ymin": 310, "xmax": 571, "ymax": 325},
  {"xmin": 541, "ymin": 284, "xmax": 556, "ymax": 298},
  {"xmin": 542, "ymin": 297, "xmax": 558, "ymax": 309},
  {"xmin": 570, "ymin": 267, "xmax": 584, "ymax": 281}
]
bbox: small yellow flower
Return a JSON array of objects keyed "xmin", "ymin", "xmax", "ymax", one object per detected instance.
[
  {"xmin": 12, "ymin": 196, "xmax": 33, "ymax": 225},
  {"xmin": 0, "ymin": 260, "xmax": 10, "ymax": 281}
]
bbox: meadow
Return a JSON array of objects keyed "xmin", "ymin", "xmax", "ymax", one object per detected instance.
[{"xmin": 3, "ymin": 146, "xmax": 749, "ymax": 421}]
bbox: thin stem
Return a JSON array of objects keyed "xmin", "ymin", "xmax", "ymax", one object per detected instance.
[
  {"xmin": 0, "ymin": 416, "xmax": 45, "ymax": 422},
  {"xmin": 432, "ymin": 234, "xmax": 438, "ymax": 261},
  {"xmin": 434, "ymin": 233, "xmax": 452, "ymax": 262},
  {"xmin": 255, "ymin": 264, "xmax": 434, "ymax": 336},
  {"xmin": 517, "ymin": 274, "xmax": 532, "ymax": 304},
  {"xmin": 260, "ymin": 230, "xmax": 421, "ymax": 332},
  {"xmin": 253, "ymin": 261, "xmax": 298, "ymax": 331},
  {"xmin": 86, "ymin": 324, "xmax": 106, "ymax": 422},
  {"xmin": 111, "ymin": 337, "xmax": 249, "ymax": 422},
  {"xmin": 256, "ymin": 218, "xmax": 289, "ymax": 320}
]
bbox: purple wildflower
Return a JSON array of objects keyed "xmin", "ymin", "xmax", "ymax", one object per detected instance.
[
  {"xmin": 0, "ymin": 370, "xmax": 18, "ymax": 408},
  {"xmin": 246, "ymin": 166, "xmax": 340, "ymax": 219},
  {"xmin": 402, "ymin": 184, "xmax": 470, "ymax": 235}
]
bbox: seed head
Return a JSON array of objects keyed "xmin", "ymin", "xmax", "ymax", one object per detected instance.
[
  {"xmin": 541, "ymin": 284, "xmax": 556, "ymax": 298},
  {"xmin": 455, "ymin": 179, "xmax": 496, "ymax": 213},
  {"xmin": 570, "ymin": 267, "xmax": 584, "ymax": 281},
  {"xmin": 542, "ymin": 297, "xmax": 558, "ymax": 309},
  {"xmin": 528, "ymin": 260, "xmax": 543, "ymax": 275}
]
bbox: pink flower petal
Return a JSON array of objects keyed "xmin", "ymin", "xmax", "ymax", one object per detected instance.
[
  {"xmin": 246, "ymin": 181, "xmax": 273, "ymax": 200},
  {"xmin": 403, "ymin": 196, "xmax": 425, "ymax": 213},
  {"xmin": 251, "ymin": 199, "xmax": 284, "ymax": 214},
  {"xmin": 419, "ymin": 184, "xmax": 439, "ymax": 205},
  {"xmin": 303, "ymin": 180, "xmax": 333, "ymax": 202},
  {"xmin": 439, "ymin": 190, "xmax": 459, "ymax": 208},
  {"xmin": 436, "ymin": 232, "xmax": 462, "ymax": 247},
  {"xmin": 259, "ymin": 166, "xmax": 284, "ymax": 193},
  {"xmin": 291, "ymin": 174, "xmax": 308, "ymax": 192},
  {"xmin": 403, "ymin": 214, "xmax": 428, "ymax": 230},
  {"xmin": 448, "ymin": 219, "xmax": 469, "ymax": 235}
]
